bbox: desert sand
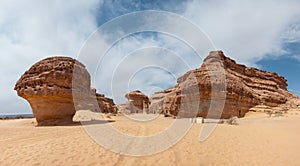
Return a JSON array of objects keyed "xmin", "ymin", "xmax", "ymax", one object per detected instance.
[{"xmin": 1, "ymin": 110, "xmax": 300, "ymax": 166}]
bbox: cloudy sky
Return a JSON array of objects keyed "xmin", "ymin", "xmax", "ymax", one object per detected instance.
[{"xmin": 1, "ymin": 0, "xmax": 300, "ymax": 115}]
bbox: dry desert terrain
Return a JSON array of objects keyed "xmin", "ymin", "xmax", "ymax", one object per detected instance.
[{"xmin": 1, "ymin": 110, "xmax": 300, "ymax": 166}]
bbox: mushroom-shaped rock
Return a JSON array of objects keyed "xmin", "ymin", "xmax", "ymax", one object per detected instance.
[
  {"xmin": 14, "ymin": 57, "xmax": 90, "ymax": 126},
  {"xmin": 125, "ymin": 90, "xmax": 149, "ymax": 113}
]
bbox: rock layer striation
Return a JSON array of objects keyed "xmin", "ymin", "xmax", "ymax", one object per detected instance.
[{"xmin": 149, "ymin": 51, "xmax": 298, "ymax": 118}]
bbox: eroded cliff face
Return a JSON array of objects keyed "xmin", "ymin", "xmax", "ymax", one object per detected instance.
[{"xmin": 149, "ymin": 51, "xmax": 298, "ymax": 118}]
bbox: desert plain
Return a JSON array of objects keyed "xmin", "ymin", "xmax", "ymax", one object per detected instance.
[{"xmin": 1, "ymin": 109, "xmax": 300, "ymax": 166}]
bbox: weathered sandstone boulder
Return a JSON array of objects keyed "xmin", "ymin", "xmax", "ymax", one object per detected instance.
[
  {"xmin": 14, "ymin": 57, "xmax": 90, "ymax": 126},
  {"xmin": 125, "ymin": 90, "xmax": 149, "ymax": 113},
  {"xmin": 149, "ymin": 51, "xmax": 298, "ymax": 118}
]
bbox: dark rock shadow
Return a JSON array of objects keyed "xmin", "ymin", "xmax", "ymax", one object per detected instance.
[
  {"xmin": 35, "ymin": 119, "xmax": 115, "ymax": 127},
  {"xmin": 77, "ymin": 119, "xmax": 116, "ymax": 126}
]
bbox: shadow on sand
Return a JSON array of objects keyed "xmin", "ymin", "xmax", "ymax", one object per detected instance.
[{"xmin": 35, "ymin": 119, "xmax": 115, "ymax": 127}]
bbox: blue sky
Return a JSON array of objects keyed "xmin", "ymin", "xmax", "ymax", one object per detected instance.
[
  {"xmin": 257, "ymin": 42, "xmax": 300, "ymax": 96},
  {"xmin": 0, "ymin": 0, "xmax": 299, "ymax": 114}
]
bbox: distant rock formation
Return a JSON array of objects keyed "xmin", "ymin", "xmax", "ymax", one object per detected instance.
[
  {"xmin": 149, "ymin": 51, "xmax": 299, "ymax": 118},
  {"xmin": 14, "ymin": 57, "xmax": 117, "ymax": 126},
  {"xmin": 148, "ymin": 87, "xmax": 179, "ymax": 116},
  {"xmin": 90, "ymin": 88, "xmax": 118, "ymax": 114},
  {"xmin": 123, "ymin": 90, "xmax": 149, "ymax": 113}
]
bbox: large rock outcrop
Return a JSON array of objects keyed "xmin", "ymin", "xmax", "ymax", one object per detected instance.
[
  {"xmin": 15, "ymin": 57, "xmax": 119, "ymax": 125},
  {"xmin": 14, "ymin": 57, "xmax": 91, "ymax": 125},
  {"xmin": 124, "ymin": 90, "xmax": 149, "ymax": 113},
  {"xmin": 149, "ymin": 51, "xmax": 299, "ymax": 118}
]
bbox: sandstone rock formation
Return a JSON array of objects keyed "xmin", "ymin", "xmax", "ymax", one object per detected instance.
[
  {"xmin": 14, "ymin": 57, "xmax": 118, "ymax": 125},
  {"xmin": 90, "ymin": 88, "xmax": 118, "ymax": 114},
  {"xmin": 250, "ymin": 99, "xmax": 300, "ymax": 114},
  {"xmin": 149, "ymin": 87, "xmax": 179, "ymax": 116},
  {"xmin": 14, "ymin": 57, "xmax": 91, "ymax": 125},
  {"xmin": 124, "ymin": 90, "xmax": 149, "ymax": 113},
  {"xmin": 149, "ymin": 51, "xmax": 299, "ymax": 118},
  {"xmin": 284, "ymin": 98, "xmax": 300, "ymax": 109}
]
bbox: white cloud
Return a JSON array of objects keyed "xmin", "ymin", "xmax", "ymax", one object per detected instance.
[
  {"xmin": 91, "ymin": 1, "xmax": 300, "ymax": 103},
  {"xmin": 183, "ymin": 0, "xmax": 300, "ymax": 65},
  {"xmin": 92, "ymin": 33, "xmax": 201, "ymax": 103},
  {"xmin": 93, "ymin": 1, "xmax": 300, "ymax": 103},
  {"xmin": 0, "ymin": 0, "xmax": 102, "ymax": 114},
  {"xmin": 77, "ymin": 11, "xmax": 214, "ymax": 104},
  {"xmin": 1, "ymin": 0, "xmax": 300, "ymax": 113},
  {"xmin": 282, "ymin": 22, "xmax": 300, "ymax": 43}
]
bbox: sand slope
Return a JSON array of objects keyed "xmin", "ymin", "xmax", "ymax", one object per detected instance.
[{"xmin": 1, "ymin": 111, "xmax": 300, "ymax": 166}]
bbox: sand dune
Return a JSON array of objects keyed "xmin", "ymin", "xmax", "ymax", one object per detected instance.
[{"xmin": 1, "ymin": 110, "xmax": 300, "ymax": 165}]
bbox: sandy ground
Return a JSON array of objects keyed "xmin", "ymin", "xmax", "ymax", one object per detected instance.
[{"xmin": 1, "ymin": 110, "xmax": 300, "ymax": 166}]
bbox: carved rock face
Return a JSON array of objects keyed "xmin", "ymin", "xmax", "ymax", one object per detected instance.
[
  {"xmin": 149, "ymin": 51, "xmax": 298, "ymax": 118},
  {"xmin": 14, "ymin": 57, "xmax": 90, "ymax": 126}
]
